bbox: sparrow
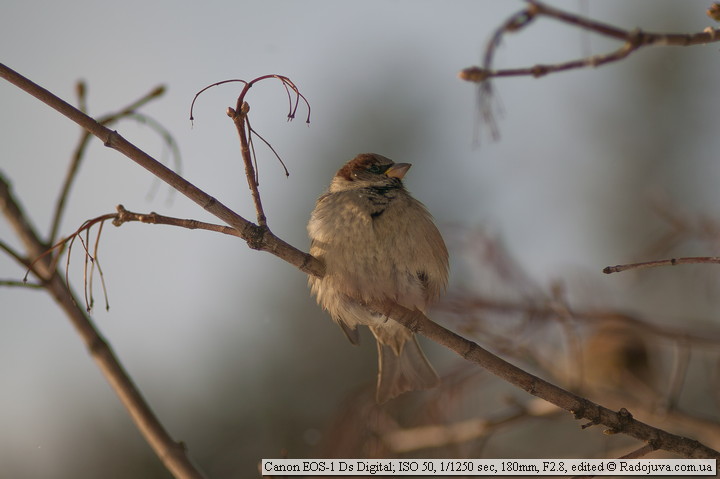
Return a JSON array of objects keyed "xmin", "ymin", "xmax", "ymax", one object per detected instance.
[{"xmin": 307, "ymin": 153, "xmax": 449, "ymax": 402}]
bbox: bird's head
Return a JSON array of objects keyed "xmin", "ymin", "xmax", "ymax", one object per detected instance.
[{"xmin": 330, "ymin": 153, "xmax": 411, "ymax": 192}]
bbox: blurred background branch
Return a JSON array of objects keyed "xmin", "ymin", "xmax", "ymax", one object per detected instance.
[{"xmin": 459, "ymin": 0, "xmax": 720, "ymax": 139}]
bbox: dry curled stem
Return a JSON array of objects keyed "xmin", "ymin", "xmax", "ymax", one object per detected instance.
[{"xmin": 191, "ymin": 75, "xmax": 310, "ymax": 227}]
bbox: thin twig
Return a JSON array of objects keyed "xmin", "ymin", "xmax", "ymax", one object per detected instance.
[
  {"xmin": 246, "ymin": 116, "xmax": 261, "ymax": 185},
  {"xmin": 0, "ymin": 279, "xmax": 44, "ymax": 289},
  {"xmin": 228, "ymin": 102, "xmax": 267, "ymax": 226},
  {"xmin": 76, "ymin": 80, "xmax": 87, "ymax": 114},
  {"xmin": 112, "ymin": 204, "xmax": 241, "ymax": 236},
  {"xmin": 461, "ymin": 0, "xmax": 720, "ymax": 82},
  {"xmin": 192, "ymin": 74, "xmax": 311, "ymax": 227},
  {"xmin": 48, "ymin": 85, "xmax": 167, "ymax": 244},
  {"xmin": 130, "ymin": 111, "xmax": 183, "ymax": 202},
  {"xmin": 42, "ymin": 205, "xmax": 242, "ymax": 310},
  {"xmin": 247, "ymin": 120, "xmax": 290, "ymax": 177},
  {"xmin": 38, "ymin": 204, "xmax": 247, "ymax": 305},
  {"xmin": 189, "ymin": 79, "xmax": 248, "ymax": 124},
  {"xmin": 80, "ymin": 225, "xmax": 92, "ymax": 310},
  {"xmin": 603, "ymin": 257, "xmax": 720, "ymax": 274},
  {"xmin": 0, "ymin": 239, "xmax": 32, "ymax": 269},
  {"xmin": 48, "ymin": 205, "xmax": 245, "ymax": 247},
  {"xmin": 91, "ymin": 219, "xmax": 110, "ymax": 311},
  {"xmin": 232, "ymin": 74, "xmax": 311, "ymax": 124},
  {"xmin": 86, "ymin": 206, "xmax": 720, "ymax": 456}
]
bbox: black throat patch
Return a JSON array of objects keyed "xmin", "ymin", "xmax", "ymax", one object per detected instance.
[{"xmin": 364, "ymin": 185, "xmax": 400, "ymax": 220}]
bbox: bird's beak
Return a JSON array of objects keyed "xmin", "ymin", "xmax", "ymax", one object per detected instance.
[{"xmin": 385, "ymin": 163, "xmax": 411, "ymax": 179}]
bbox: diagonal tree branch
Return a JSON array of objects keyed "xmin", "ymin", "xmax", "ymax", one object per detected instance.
[
  {"xmin": 376, "ymin": 300, "xmax": 720, "ymax": 459},
  {"xmin": 0, "ymin": 63, "xmax": 322, "ymax": 279},
  {"xmin": 59, "ymin": 202, "xmax": 720, "ymax": 458},
  {"xmin": 0, "ymin": 174, "xmax": 206, "ymax": 479},
  {"xmin": 2, "ymin": 62, "xmax": 719, "ymax": 460}
]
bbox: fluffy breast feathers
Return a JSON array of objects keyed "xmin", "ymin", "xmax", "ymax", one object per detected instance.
[{"xmin": 308, "ymin": 186, "xmax": 448, "ymax": 313}]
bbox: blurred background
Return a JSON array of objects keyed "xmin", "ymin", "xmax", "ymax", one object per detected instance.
[{"xmin": 2, "ymin": 0, "xmax": 720, "ymax": 477}]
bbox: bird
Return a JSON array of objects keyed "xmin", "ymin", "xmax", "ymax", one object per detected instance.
[{"xmin": 307, "ymin": 153, "xmax": 449, "ymax": 402}]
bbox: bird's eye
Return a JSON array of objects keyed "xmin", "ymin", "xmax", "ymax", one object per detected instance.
[{"xmin": 368, "ymin": 164, "xmax": 383, "ymax": 174}]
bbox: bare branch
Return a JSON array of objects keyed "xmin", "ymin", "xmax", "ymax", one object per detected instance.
[
  {"xmin": 113, "ymin": 204, "xmax": 241, "ymax": 236},
  {"xmin": 42, "ymin": 205, "xmax": 244, "ymax": 311},
  {"xmin": 0, "ymin": 63, "xmax": 323, "ymax": 278},
  {"xmin": 192, "ymin": 74, "xmax": 311, "ymax": 227},
  {"xmin": 0, "ymin": 238, "xmax": 31, "ymax": 269},
  {"xmin": 189, "ymin": 78, "xmax": 248, "ymax": 124},
  {"xmin": 228, "ymin": 102, "xmax": 268, "ymax": 227},
  {"xmin": 75, "ymin": 79, "xmax": 88, "ymax": 113},
  {"xmin": 86, "ymin": 204, "xmax": 720, "ymax": 455},
  {"xmin": 600, "ymin": 200, "xmax": 720, "ymax": 280},
  {"xmin": 460, "ymin": 0, "xmax": 720, "ymax": 139},
  {"xmin": 130, "ymin": 111, "xmax": 183, "ymax": 203},
  {"xmin": 230, "ymin": 74, "xmax": 311, "ymax": 124},
  {"xmin": 461, "ymin": 0, "xmax": 720, "ymax": 82},
  {"xmin": 88, "ymin": 219, "xmax": 110, "ymax": 311},
  {"xmin": 376, "ymin": 300, "xmax": 720, "ymax": 459},
  {"xmin": 604, "ymin": 257, "xmax": 720, "ymax": 274}
]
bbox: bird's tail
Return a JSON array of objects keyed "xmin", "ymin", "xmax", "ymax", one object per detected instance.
[{"xmin": 375, "ymin": 335, "xmax": 440, "ymax": 403}]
